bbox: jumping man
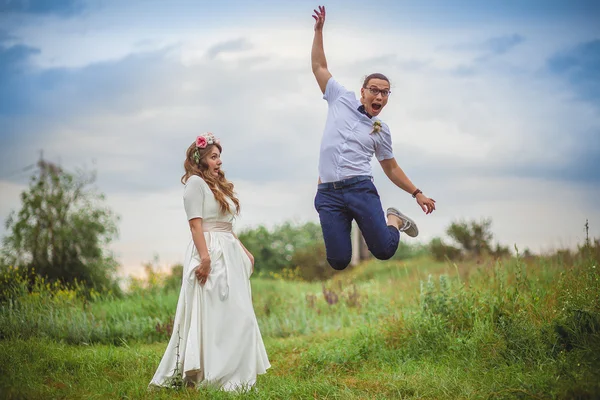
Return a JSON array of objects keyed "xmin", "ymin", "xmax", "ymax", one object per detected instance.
[{"xmin": 311, "ymin": 5, "xmax": 436, "ymax": 270}]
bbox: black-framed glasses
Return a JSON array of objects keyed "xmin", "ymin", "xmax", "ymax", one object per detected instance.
[{"xmin": 366, "ymin": 87, "xmax": 391, "ymax": 97}]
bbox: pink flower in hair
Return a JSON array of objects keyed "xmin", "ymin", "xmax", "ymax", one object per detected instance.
[{"xmin": 196, "ymin": 136, "xmax": 207, "ymax": 148}]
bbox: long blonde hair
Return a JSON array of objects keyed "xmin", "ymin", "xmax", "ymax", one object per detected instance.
[{"xmin": 181, "ymin": 141, "xmax": 240, "ymax": 215}]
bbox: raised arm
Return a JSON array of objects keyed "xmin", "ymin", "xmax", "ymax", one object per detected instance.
[{"xmin": 311, "ymin": 5, "xmax": 332, "ymax": 94}]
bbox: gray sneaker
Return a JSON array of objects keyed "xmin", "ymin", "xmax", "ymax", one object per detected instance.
[{"xmin": 386, "ymin": 207, "xmax": 419, "ymax": 237}]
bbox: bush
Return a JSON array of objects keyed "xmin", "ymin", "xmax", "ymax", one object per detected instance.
[
  {"xmin": 126, "ymin": 257, "xmax": 183, "ymax": 295},
  {"xmin": 391, "ymin": 241, "xmax": 430, "ymax": 261},
  {"xmin": 290, "ymin": 242, "xmax": 337, "ymax": 282},
  {"xmin": 429, "ymin": 237, "xmax": 462, "ymax": 262},
  {"xmin": 429, "ymin": 218, "xmax": 511, "ymax": 261},
  {"xmin": 0, "ymin": 263, "xmax": 177, "ymax": 344},
  {"xmin": 237, "ymin": 221, "xmax": 325, "ymax": 275}
]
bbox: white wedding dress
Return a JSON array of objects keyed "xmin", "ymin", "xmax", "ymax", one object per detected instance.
[{"xmin": 149, "ymin": 175, "xmax": 270, "ymax": 392}]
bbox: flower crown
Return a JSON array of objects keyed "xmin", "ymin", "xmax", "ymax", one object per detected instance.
[{"xmin": 193, "ymin": 132, "xmax": 220, "ymax": 164}]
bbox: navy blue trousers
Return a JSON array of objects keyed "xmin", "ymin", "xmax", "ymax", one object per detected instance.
[{"xmin": 314, "ymin": 176, "xmax": 400, "ymax": 270}]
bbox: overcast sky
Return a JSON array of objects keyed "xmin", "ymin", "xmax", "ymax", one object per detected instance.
[{"xmin": 1, "ymin": 0, "xmax": 599, "ymax": 276}]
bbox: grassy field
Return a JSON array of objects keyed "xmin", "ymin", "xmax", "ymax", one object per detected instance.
[{"xmin": 1, "ymin": 249, "xmax": 599, "ymax": 399}]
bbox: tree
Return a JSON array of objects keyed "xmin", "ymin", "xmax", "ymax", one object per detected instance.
[
  {"xmin": 429, "ymin": 218, "xmax": 511, "ymax": 261},
  {"xmin": 429, "ymin": 237, "xmax": 463, "ymax": 262},
  {"xmin": 446, "ymin": 218, "xmax": 494, "ymax": 257},
  {"xmin": 237, "ymin": 221, "xmax": 324, "ymax": 274},
  {"xmin": 1, "ymin": 159, "xmax": 120, "ymax": 293}
]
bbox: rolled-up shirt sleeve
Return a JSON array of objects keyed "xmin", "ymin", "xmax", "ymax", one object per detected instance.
[{"xmin": 375, "ymin": 123, "xmax": 394, "ymax": 161}]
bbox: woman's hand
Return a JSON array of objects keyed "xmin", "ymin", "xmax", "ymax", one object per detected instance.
[
  {"xmin": 246, "ymin": 251, "xmax": 255, "ymax": 274},
  {"xmin": 195, "ymin": 256, "xmax": 211, "ymax": 285}
]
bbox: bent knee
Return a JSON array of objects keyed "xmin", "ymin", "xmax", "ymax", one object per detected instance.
[
  {"xmin": 372, "ymin": 250, "xmax": 395, "ymax": 261},
  {"xmin": 327, "ymin": 257, "xmax": 351, "ymax": 270}
]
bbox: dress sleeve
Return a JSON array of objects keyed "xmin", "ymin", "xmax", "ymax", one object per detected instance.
[{"xmin": 183, "ymin": 176, "xmax": 205, "ymax": 220}]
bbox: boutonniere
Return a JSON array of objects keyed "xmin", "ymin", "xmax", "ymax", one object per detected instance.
[{"xmin": 371, "ymin": 120, "xmax": 382, "ymax": 134}]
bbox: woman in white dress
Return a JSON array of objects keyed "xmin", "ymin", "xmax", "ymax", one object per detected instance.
[{"xmin": 149, "ymin": 132, "xmax": 270, "ymax": 392}]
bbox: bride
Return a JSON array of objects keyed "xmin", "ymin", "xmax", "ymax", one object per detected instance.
[{"xmin": 149, "ymin": 133, "xmax": 270, "ymax": 392}]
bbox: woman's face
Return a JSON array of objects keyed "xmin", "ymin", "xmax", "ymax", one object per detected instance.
[{"xmin": 204, "ymin": 146, "xmax": 222, "ymax": 178}]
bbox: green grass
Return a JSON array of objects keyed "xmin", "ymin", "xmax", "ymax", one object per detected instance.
[{"xmin": 1, "ymin": 252, "xmax": 599, "ymax": 399}]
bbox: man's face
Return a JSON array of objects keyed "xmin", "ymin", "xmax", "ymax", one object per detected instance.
[{"xmin": 360, "ymin": 78, "xmax": 391, "ymax": 117}]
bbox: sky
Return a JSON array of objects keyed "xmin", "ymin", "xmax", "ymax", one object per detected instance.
[{"xmin": 1, "ymin": 0, "xmax": 599, "ymax": 277}]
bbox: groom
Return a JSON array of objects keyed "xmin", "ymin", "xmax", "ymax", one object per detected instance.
[{"xmin": 311, "ymin": 5, "xmax": 436, "ymax": 270}]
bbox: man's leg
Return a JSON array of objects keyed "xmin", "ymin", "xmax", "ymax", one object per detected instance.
[
  {"xmin": 345, "ymin": 180, "xmax": 400, "ymax": 260},
  {"xmin": 315, "ymin": 189, "xmax": 353, "ymax": 270}
]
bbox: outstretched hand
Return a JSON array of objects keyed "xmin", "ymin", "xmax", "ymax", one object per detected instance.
[
  {"xmin": 416, "ymin": 193, "xmax": 436, "ymax": 215},
  {"xmin": 312, "ymin": 5, "xmax": 326, "ymax": 31}
]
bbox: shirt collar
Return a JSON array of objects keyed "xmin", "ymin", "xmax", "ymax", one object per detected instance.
[{"xmin": 357, "ymin": 104, "xmax": 373, "ymax": 119}]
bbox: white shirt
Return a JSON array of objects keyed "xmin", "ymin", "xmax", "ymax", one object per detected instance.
[{"xmin": 318, "ymin": 77, "xmax": 394, "ymax": 183}]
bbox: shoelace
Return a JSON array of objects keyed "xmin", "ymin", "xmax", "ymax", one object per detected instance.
[{"xmin": 400, "ymin": 219, "xmax": 411, "ymax": 231}]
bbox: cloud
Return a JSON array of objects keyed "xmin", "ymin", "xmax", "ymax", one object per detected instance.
[
  {"xmin": 0, "ymin": 29, "xmax": 17, "ymax": 43},
  {"xmin": 1, "ymin": 13, "xmax": 599, "ymax": 273},
  {"xmin": 547, "ymin": 39, "xmax": 600, "ymax": 102},
  {"xmin": 440, "ymin": 34, "xmax": 526, "ymax": 73},
  {"xmin": 0, "ymin": 0, "xmax": 86, "ymax": 15},
  {"xmin": 0, "ymin": 37, "xmax": 325, "ymax": 195},
  {"xmin": 0, "ymin": 42, "xmax": 40, "ymax": 115},
  {"xmin": 373, "ymin": 173, "xmax": 600, "ymax": 253},
  {"xmin": 0, "ymin": 42, "xmax": 39, "ymax": 76},
  {"xmin": 444, "ymin": 34, "xmax": 525, "ymax": 55},
  {"xmin": 484, "ymin": 34, "xmax": 525, "ymax": 55},
  {"xmin": 2, "ymin": 29, "xmax": 598, "ymax": 192},
  {"xmin": 205, "ymin": 38, "xmax": 253, "ymax": 59}
]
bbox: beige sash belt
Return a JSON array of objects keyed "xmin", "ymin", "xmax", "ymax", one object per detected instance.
[{"xmin": 202, "ymin": 221, "xmax": 233, "ymax": 233}]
